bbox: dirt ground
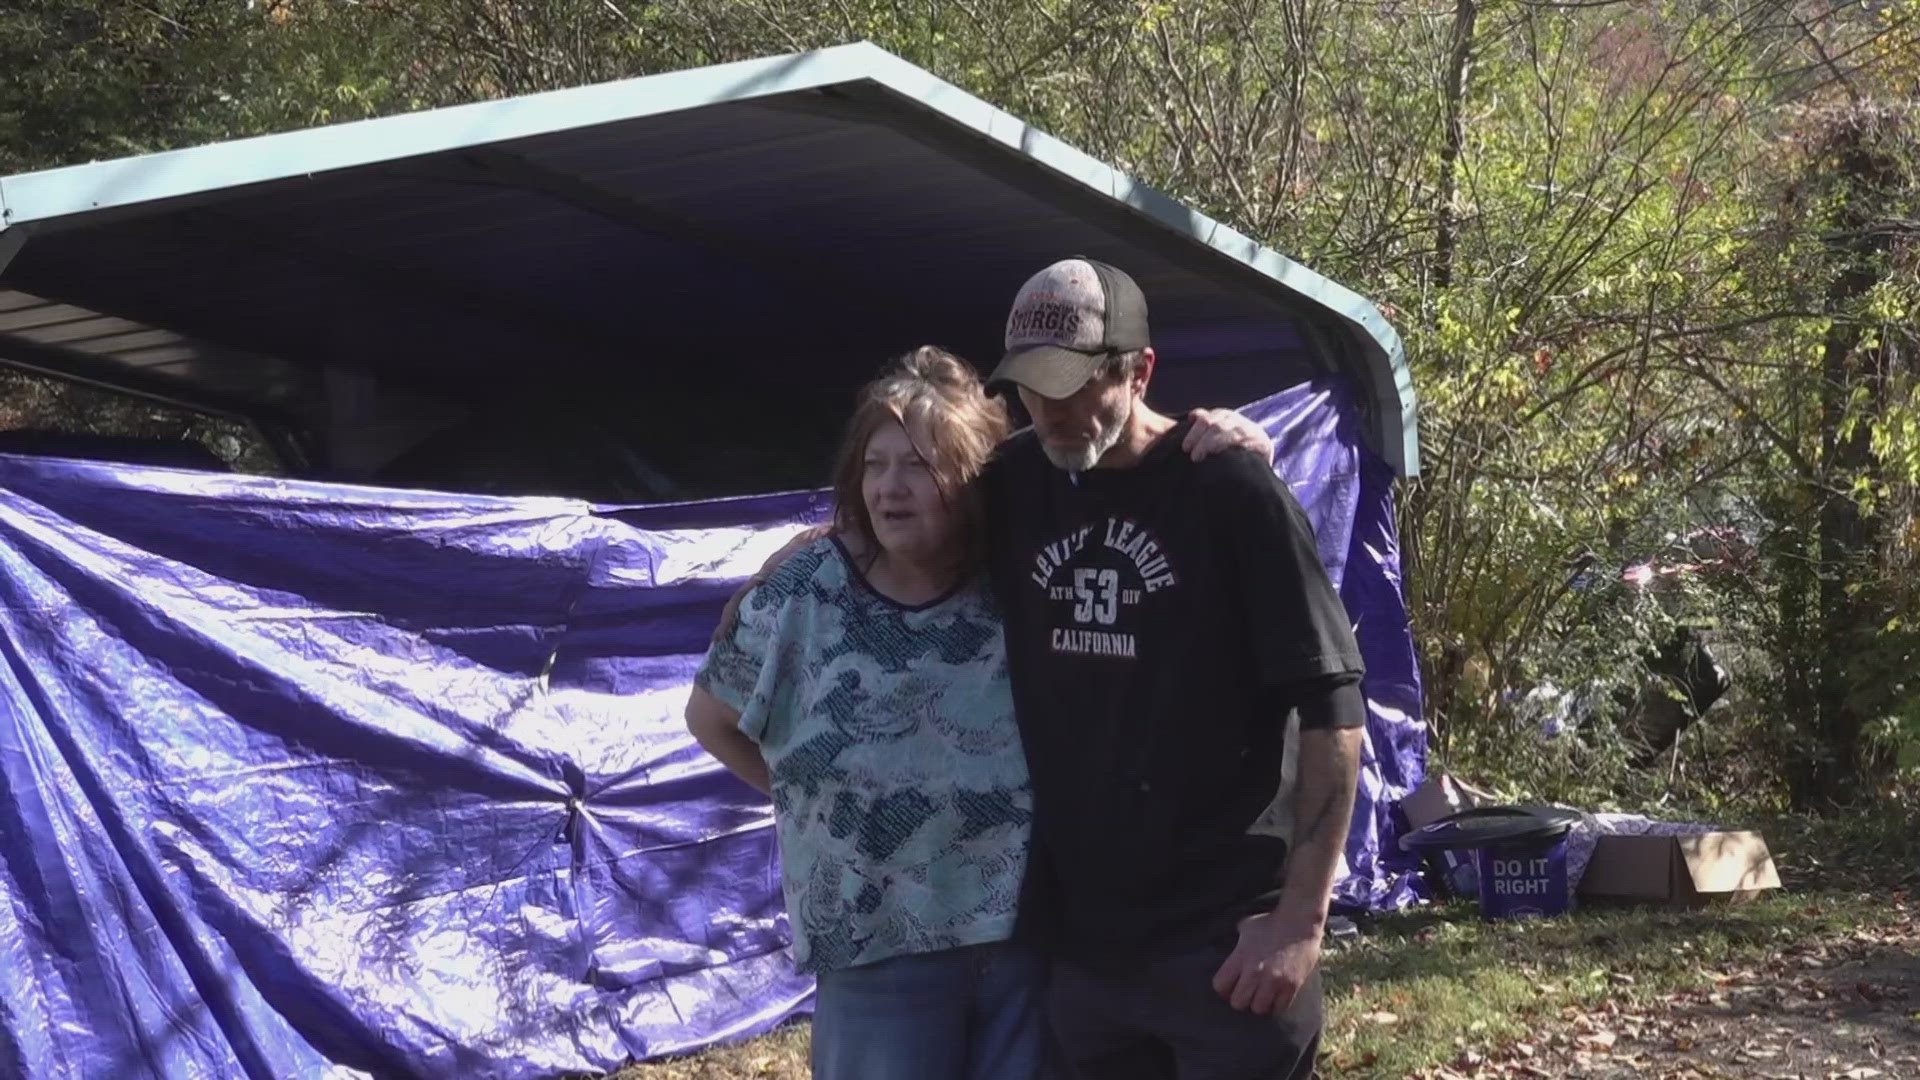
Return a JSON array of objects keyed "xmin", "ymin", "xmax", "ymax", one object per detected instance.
[{"xmin": 1416, "ymin": 895, "xmax": 1920, "ymax": 1079}]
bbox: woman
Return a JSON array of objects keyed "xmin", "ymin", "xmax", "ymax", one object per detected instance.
[
  {"xmin": 687, "ymin": 346, "xmax": 1035, "ymax": 1079},
  {"xmin": 686, "ymin": 346, "xmax": 1267, "ymax": 1079}
]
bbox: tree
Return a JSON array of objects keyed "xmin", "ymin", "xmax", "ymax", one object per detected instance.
[{"xmin": 0, "ymin": 1, "xmax": 411, "ymax": 172}]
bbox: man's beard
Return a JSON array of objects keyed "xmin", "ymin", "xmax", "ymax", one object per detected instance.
[{"xmin": 1039, "ymin": 397, "xmax": 1131, "ymax": 472}]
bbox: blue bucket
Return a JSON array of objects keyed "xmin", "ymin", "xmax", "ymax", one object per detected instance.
[
  {"xmin": 1474, "ymin": 834, "xmax": 1571, "ymax": 919},
  {"xmin": 1402, "ymin": 806, "xmax": 1580, "ymax": 920}
]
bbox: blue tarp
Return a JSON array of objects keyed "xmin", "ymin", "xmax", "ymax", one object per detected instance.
[{"xmin": 0, "ymin": 375, "xmax": 1423, "ymax": 1079}]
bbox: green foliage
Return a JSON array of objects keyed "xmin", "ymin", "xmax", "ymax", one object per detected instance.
[
  {"xmin": 0, "ymin": 1, "xmax": 408, "ymax": 171},
  {"xmin": 0, "ymin": 369, "xmax": 279, "ymax": 473}
]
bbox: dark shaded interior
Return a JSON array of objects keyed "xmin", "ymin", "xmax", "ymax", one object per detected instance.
[{"xmin": 0, "ymin": 86, "xmax": 1344, "ymax": 502}]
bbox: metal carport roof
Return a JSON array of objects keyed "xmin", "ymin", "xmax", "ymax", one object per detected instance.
[{"xmin": 0, "ymin": 41, "xmax": 1417, "ymax": 485}]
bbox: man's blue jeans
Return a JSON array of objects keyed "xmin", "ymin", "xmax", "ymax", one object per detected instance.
[{"xmin": 811, "ymin": 941, "xmax": 1047, "ymax": 1080}]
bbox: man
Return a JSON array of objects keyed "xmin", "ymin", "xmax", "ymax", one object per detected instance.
[{"xmin": 983, "ymin": 257, "xmax": 1366, "ymax": 1080}]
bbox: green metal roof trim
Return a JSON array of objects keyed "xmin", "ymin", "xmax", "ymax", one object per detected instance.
[{"xmin": 0, "ymin": 42, "xmax": 1417, "ymax": 476}]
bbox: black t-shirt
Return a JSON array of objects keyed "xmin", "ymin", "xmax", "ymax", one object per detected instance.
[{"xmin": 983, "ymin": 418, "xmax": 1365, "ymax": 961}]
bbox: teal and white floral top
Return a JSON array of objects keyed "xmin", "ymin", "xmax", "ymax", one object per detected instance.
[{"xmin": 696, "ymin": 538, "xmax": 1032, "ymax": 973}]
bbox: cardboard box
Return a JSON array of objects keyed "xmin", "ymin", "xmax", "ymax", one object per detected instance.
[
  {"xmin": 1576, "ymin": 830, "xmax": 1782, "ymax": 906},
  {"xmin": 1399, "ymin": 772, "xmax": 1496, "ymax": 829}
]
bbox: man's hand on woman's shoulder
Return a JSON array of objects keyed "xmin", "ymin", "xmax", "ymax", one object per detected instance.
[{"xmin": 1183, "ymin": 408, "xmax": 1274, "ymax": 463}]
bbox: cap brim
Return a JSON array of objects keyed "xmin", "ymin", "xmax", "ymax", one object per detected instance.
[{"xmin": 986, "ymin": 345, "xmax": 1105, "ymax": 399}]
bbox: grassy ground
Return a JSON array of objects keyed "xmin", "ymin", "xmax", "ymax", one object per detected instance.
[
  {"xmin": 1321, "ymin": 888, "xmax": 1913, "ymax": 1077},
  {"xmin": 612, "ymin": 811, "xmax": 1919, "ymax": 1079}
]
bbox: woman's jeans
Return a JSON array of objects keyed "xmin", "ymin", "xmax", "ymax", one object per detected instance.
[{"xmin": 811, "ymin": 941, "xmax": 1047, "ymax": 1080}]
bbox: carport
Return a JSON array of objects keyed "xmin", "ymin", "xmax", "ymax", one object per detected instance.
[{"xmin": 0, "ymin": 41, "xmax": 1415, "ymax": 500}]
